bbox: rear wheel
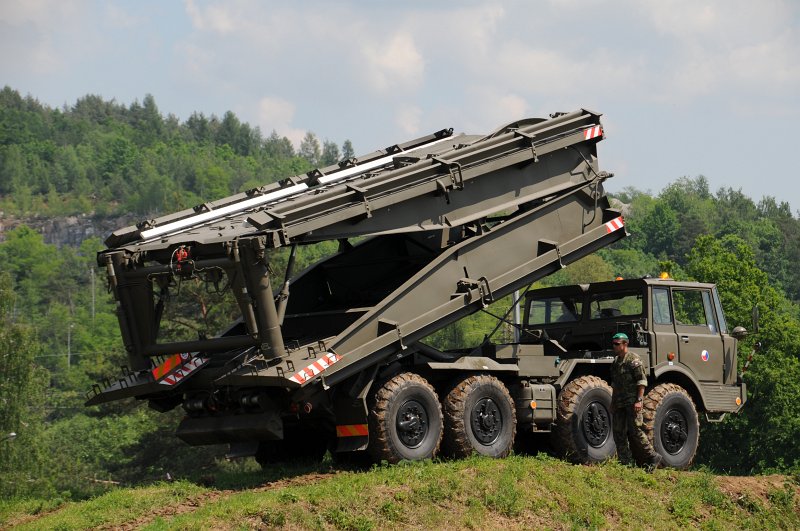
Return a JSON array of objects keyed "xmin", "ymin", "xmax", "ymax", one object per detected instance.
[
  {"xmin": 552, "ymin": 375, "xmax": 615, "ymax": 463},
  {"xmin": 367, "ymin": 372, "xmax": 443, "ymax": 463},
  {"xmin": 642, "ymin": 383, "xmax": 699, "ymax": 469},
  {"xmin": 442, "ymin": 375, "xmax": 516, "ymax": 458}
]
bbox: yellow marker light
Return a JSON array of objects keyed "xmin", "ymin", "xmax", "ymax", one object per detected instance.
[
  {"xmin": 735, "ymin": 397, "xmax": 742, "ymax": 406},
  {"xmin": 659, "ymin": 271, "xmax": 670, "ymax": 279},
  {"xmin": 530, "ymin": 401, "xmax": 537, "ymax": 409},
  {"xmin": 615, "ymin": 276, "xmax": 623, "ymax": 281}
]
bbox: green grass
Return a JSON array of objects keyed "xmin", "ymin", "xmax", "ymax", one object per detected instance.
[{"xmin": 3, "ymin": 455, "xmax": 798, "ymax": 530}]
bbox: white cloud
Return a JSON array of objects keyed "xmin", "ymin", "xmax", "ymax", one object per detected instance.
[
  {"xmin": 634, "ymin": 0, "xmax": 799, "ymax": 101},
  {"xmin": 361, "ymin": 32, "xmax": 425, "ymax": 94},
  {"xmin": 728, "ymin": 31, "xmax": 800, "ymax": 87},
  {"xmin": 0, "ymin": 0, "xmax": 91, "ymax": 76},
  {"xmin": 257, "ymin": 95, "xmax": 306, "ymax": 147},
  {"xmin": 489, "ymin": 42, "xmax": 642, "ymax": 102},
  {"xmin": 184, "ymin": 0, "xmax": 237, "ymax": 34},
  {"xmin": 411, "ymin": 4, "xmax": 505, "ymax": 65},
  {"xmin": 395, "ymin": 105, "xmax": 422, "ymax": 136},
  {"xmin": 176, "ymin": 41, "xmax": 214, "ymax": 76},
  {"xmin": 104, "ymin": 4, "xmax": 142, "ymax": 28},
  {"xmin": 456, "ymin": 87, "xmax": 530, "ymax": 134},
  {"xmin": 641, "ymin": 0, "xmax": 789, "ymax": 42},
  {"xmin": 0, "ymin": 0, "xmax": 81, "ymax": 25}
]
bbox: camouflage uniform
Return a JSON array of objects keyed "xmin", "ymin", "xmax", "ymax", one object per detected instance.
[{"xmin": 610, "ymin": 351, "xmax": 659, "ymax": 465}]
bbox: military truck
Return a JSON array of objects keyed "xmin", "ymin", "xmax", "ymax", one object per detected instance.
[
  {"xmin": 86, "ymin": 109, "xmax": 746, "ymax": 468},
  {"xmin": 508, "ymin": 277, "xmax": 746, "ymax": 468}
]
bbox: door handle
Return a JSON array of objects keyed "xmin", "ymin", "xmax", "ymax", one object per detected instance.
[{"xmin": 681, "ymin": 335, "xmax": 690, "ymax": 343}]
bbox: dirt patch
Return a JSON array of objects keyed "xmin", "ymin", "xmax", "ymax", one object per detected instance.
[
  {"xmin": 716, "ymin": 474, "xmax": 799, "ymax": 506},
  {"xmin": 249, "ymin": 471, "xmax": 337, "ymax": 493},
  {"xmin": 106, "ymin": 490, "xmax": 229, "ymax": 531},
  {"xmin": 103, "ymin": 471, "xmax": 340, "ymax": 531}
]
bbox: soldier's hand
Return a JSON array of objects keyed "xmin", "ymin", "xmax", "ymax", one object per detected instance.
[{"xmin": 633, "ymin": 401, "xmax": 643, "ymax": 412}]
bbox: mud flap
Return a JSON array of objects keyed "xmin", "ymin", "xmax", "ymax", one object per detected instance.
[
  {"xmin": 333, "ymin": 369, "xmax": 376, "ymax": 452},
  {"xmin": 333, "ymin": 396, "xmax": 369, "ymax": 452}
]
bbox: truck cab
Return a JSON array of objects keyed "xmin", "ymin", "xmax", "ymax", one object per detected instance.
[
  {"xmin": 522, "ymin": 277, "xmax": 745, "ymax": 392},
  {"xmin": 512, "ymin": 277, "xmax": 746, "ymax": 468}
]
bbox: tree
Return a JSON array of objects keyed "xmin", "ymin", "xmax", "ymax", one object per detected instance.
[
  {"xmin": 264, "ymin": 130, "xmax": 294, "ymax": 158},
  {"xmin": 299, "ymin": 131, "xmax": 321, "ymax": 166},
  {"xmin": 128, "ymin": 94, "xmax": 163, "ymax": 145},
  {"xmin": 543, "ymin": 254, "xmax": 615, "ymax": 286},
  {"xmin": 341, "ymin": 139, "xmax": 355, "ymax": 160},
  {"xmin": 321, "ymin": 140, "xmax": 340, "ymax": 166},
  {"xmin": 632, "ymin": 202, "xmax": 679, "ymax": 258},
  {"xmin": 0, "ymin": 272, "xmax": 49, "ymax": 498},
  {"xmin": 687, "ymin": 235, "xmax": 800, "ymax": 473}
]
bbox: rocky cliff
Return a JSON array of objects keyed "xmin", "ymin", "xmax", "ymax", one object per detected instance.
[{"xmin": 0, "ymin": 213, "xmax": 138, "ymax": 247}]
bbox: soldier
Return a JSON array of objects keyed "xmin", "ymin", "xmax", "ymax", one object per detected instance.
[{"xmin": 609, "ymin": 332, "xmax": 662, "ymax": 470}]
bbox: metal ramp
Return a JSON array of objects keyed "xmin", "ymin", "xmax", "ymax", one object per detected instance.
[{"xmin": 90, "ymin": 109, "xmax": 624, "ymax": 404}]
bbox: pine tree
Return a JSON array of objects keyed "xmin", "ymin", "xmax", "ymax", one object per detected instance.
[
  {"xmin": 299, "ymin": 131, "xmax": 321, "ymax": 166},
  {"xmin": 321, "ymin": 140, "xmax": 340, "ymax": 166}
]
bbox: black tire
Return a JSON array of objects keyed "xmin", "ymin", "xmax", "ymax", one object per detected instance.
[
  {"xmin": 642, "ymin": 383, "xmax": 699, "ymax": 469},
  {"xmin": 552, "ymin": 375, "xmax": 615, "ymax": 463},
  {"xmin": 442, "ymin": 375, "xmax": 516, "ymax": 458},
  {"xmin": 367, "ymin": 372, "xmax": 443, "ymax": 463}
]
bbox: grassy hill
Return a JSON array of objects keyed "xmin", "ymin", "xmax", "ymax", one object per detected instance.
[{"xmin": 2, "ymin": 455, "xmax": 798, "ymax": 530}]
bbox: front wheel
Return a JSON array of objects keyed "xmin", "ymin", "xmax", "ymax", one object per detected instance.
[
  {"xmin": 442, "ymin": 375, "xmax": 516, "ymax": 458},
  {"xmin": 367, "ymin": 372, "xmax": 443, "ymax": 463},
  {"xmin": 642, "ymin": 383, "xmax": 699, "ymax": 469},
  {"xmin": 552, "ymin": 375, "xmax": 615, "ymax": 463}
]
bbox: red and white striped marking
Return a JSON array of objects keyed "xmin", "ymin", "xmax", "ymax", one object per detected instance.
[
  {"xmin": 605, "ymin": 216, "xmax": 625, "ymax": 233},
  {"xmin": 152, "ymin": 352, "xmax": 188, "ymax": 380},
  {"xmin": 584, "ymin": 125, "xmax": 603, "ymax": 140},
  {"xmin": 288, "ymin": 352, "xmax": 342, "ymax": 384},
  {"xmin": 336, "ymin": 424, "xmax": 369, "ymax": 437},
  {"xmin": 157, "ymin": 354, "xmax": 208, "ymax": 386}
]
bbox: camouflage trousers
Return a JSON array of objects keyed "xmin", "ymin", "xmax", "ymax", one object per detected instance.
[{"xmin": 612, "ymin": 405, "xmax": 659, "ymax": 465}]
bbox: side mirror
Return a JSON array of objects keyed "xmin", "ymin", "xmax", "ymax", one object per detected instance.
[{"xmin": 731, "ymin": 326, "xmax": 748, "ymax": 340}]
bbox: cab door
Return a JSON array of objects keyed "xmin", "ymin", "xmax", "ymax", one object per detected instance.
[
  {"xmin": 672, "ymin": 288, "xmax": 724, "ymax": 382},
  {"xmin": 651, "ymin": 287, "xmax": 679, "ymax": 367}
]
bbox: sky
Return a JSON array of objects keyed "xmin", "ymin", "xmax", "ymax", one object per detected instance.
[{"xmin": 2, "ymin": 0, "xmax": 799, "ymax": 212}]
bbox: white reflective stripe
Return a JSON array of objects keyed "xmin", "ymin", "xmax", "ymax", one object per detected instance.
[
  {"xmin": 316, "ymin": 135, "xmax": 454, "ymax": 185},
  {"xmin": 140, "ymin": 183, "xmax": 309, "ymax": 240},
  {"xmin": 140, "ymin": 135, "xmax": 453, "ymax": 241}
]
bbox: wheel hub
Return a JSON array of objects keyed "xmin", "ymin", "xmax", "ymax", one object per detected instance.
[
  {"xmin": 396, "ymin": 399, "xmax": 429, "ymax": 448},
  {"xmin": 581, "ymin": 401, "xmax": 610, "ymax": 448},
  {"xmin": 471, "ymin": 397, "xmax": 502, "ymax": 445},
  {"xmin": 661, "ymin": 408, "xmax": 688, "ymax": 454}
]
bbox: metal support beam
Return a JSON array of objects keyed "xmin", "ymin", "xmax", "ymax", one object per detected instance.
[{"xmin": 239, "ymin": 239, "xmax": 286, "ymax": 359}]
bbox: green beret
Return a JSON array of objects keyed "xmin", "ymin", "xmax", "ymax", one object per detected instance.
[{"xmin": 612, "ymin": 332, "xmax": 629, "ymax": 340}]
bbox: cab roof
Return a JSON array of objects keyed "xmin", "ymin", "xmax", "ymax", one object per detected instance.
[{"xmin": 527, "ymin": 277, "xmax": 717, "ymax": 298}]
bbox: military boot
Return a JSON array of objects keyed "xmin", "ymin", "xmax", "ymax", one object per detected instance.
[{"xmin": 645, "ymin": 453, "xmax": 663, "ymax": 473}]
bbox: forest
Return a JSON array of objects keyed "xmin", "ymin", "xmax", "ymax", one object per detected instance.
[{"xmin": 1, "ymin": 86, "xmax": 799, "ymax": 500}]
